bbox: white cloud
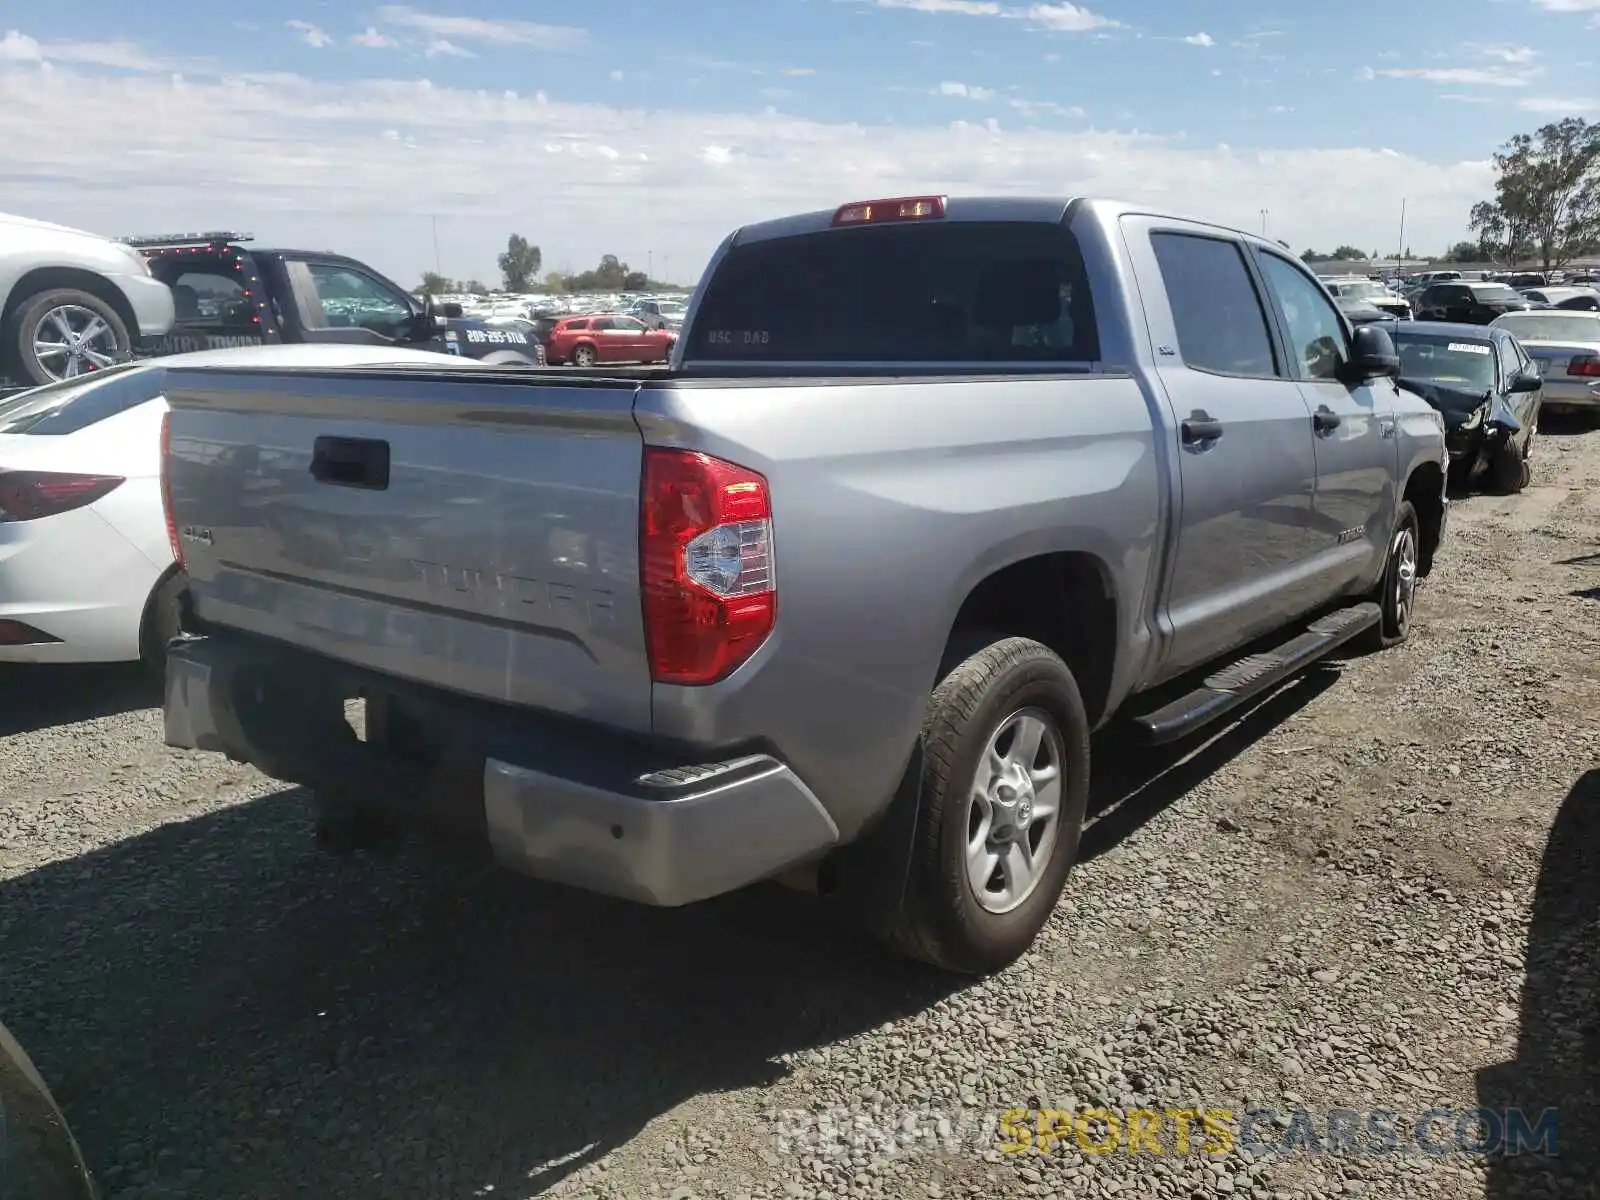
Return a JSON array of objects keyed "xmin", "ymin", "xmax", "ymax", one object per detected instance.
[
  {"xmin": 1183, "ymin": 32, "xmax": 1215, "ymax": 46},
  {"xmin": 1375, "ymin": 66, "xmax": 1536, "ymax": 87},
  {"xmin": 859, "ymin": 0, "xmax": 1115, "ymax": 30},
  {"xmin": 609, "ymin": 69, "xmax": 624, "ymax": 81},
  {"xmin": 1518, "ymin": 95, "xmax": 1600, "ymax": 111},
  {"xmin": 0, "ymin": 44, "xmax": 1495, "ymax": 283},
  {"xmin": 1527, "ymin": 0, "xmax": 1600, "ymax": 8},
  {"xmin": 1020, "ymin": 3, "xmax": 1116, "ymax": 31},
  {"xmin": 352, "ymin": 27, "xmax": 399, "ymax": 48},
  {"xmin": 782, "ymin": 67, "xmax": 817, "ymax": 76},
  {"xmin": 937, "ymin": 80, "xmax": 998, "ymax": 100},
  {"xmin": 872, "ymin": 0, "xmax": 1004, "ymax": 13},
  {"xmin": 425, "ymin": 39, "xmax": 473, "ymax": 59},
  {"xmin": 1468, "ymin": 44, "xmax": 1539, "ymax": 64},
  {"xmin": 286, "ymin": 20, "xmax": 333, "ymax": 49},
  {"xmin": 373, "ymin": 6, "xmax": 587, "ymax": 50},
  {"xmin": 1, "ymin": 29, "xmax": 163, "ymax": 70},
  {"xmin": 1008, "ymin": 97, "xmax": 1085, "ymax": 119}
]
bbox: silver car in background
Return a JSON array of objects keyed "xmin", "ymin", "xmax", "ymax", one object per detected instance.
[{"xmin": 1491, "ymin": 310, "xmax": 1600, "ymax": 416}]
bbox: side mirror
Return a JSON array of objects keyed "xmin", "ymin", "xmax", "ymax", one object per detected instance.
[
  {"xmin": 1509, "ymin": 370, "xmax": 1542, "ymax": 393},
  {"xmin": 1339, "ymin": 323, "xmax": 1401, "ymax": 382}
]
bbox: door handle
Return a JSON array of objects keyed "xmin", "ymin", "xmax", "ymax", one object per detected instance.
[
  {"xmin": 310, "ymin": 435, "xmax": 390, "ymax": 490},
  {"xmin": 1180, "ymin": 414, "xmax": 1223, "ymax": 444},
  {"xmin": 1313, "ymin": 406, "xmax": 1342, "ymax": 433}
]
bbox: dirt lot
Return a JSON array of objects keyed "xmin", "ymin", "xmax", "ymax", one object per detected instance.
[{"xmin": 3, "ymin": 423, "xmax": 1600, "ymax": 1200}]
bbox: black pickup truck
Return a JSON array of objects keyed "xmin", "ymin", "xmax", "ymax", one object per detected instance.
[{"xmin": 125, "ymin": 231, "xmax": 544, "ymax": 367}]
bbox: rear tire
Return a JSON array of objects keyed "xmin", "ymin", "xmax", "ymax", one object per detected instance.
[
  {"xmin": 573, "ymin": 345, "xmax": 597, "ymax": 367},
  {"xmin": 886, "ymin": 637, "xmax": 1090, "ymax": 975},
  {"xmin": 138, "ymin": 570, "xmax": 187, "ymax": 678}
]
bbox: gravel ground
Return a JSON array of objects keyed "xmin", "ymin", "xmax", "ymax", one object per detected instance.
[{"xmin": 4, "ymin": 423, "xmax": 1600, "ymax": 1200}]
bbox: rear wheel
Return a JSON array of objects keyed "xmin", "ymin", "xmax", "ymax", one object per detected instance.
[
  {"xmin": 573, "ymin": 344, "xmax": 597, "ymax": 367},
  {"xmin": 138, "ymin": 570, "xmax": 187, "ymax": 677},
  {"xmin": 886, "ymin": 637, "xmax": 1090, "ymax": 975}
]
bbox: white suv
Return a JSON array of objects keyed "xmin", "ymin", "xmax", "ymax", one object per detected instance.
[{"xmin": 0, "ymin": 212, "xmax": 176, "ymax": 386}]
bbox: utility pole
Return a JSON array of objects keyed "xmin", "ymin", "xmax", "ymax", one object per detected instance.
[
  {"xmin": 1396, "ymin": 198, "xmax": 1407, "ymax": 274},
  {"xmin": 431, "ymin": 215, "xmax": 441, "ymax": 275},
  {"xmin": 1259, "ymin": 208, "xmax": 1269, "ymax": 237},
  {"xmin": 648, "ymin": 250, "xmax": 654, "ymax": 282}
]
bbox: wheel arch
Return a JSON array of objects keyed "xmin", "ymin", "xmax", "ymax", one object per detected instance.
[
  {"xmin": 941, "ymin": 550, "xmax": 1120, "ymax": 728},
  {"xmin": 476, "ymin": 349, "xmax": 537, "ymax": 367},
  {"xmin": 138, "ymin": 564, "xmax": 187, "ymax": 666},
  {"xmin": 1403, "ymin": 460, "xmax": 1446, "ymax": 576},
  {"xmin": 0, "ymin": 267, "xmax": 140, "ymax": 343}
]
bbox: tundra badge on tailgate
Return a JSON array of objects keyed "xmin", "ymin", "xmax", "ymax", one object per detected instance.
[{"xmin": 408, "ymin": 560, "xmax": 616, "ymax": 626}]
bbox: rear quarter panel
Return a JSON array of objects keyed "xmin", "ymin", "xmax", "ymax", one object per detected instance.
[{"xmin": 635, "ymin": 373, "xmax": 1163, "ymax": 839}]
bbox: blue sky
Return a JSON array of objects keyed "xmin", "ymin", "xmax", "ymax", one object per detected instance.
[{"xmin": 1, "ymin": 1, "xmax": 1595, "ymax": 286}]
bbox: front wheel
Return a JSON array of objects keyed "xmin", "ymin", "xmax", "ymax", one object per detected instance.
[
  {"xmin": 6, "ymin": 288, "xmax": 132, "ymax": 385},
  {"xmin": 1489, "ymin": 437, "xmax": 1528, "ymax": 494},
  {"xmin": 886, "ymin": 637, "xmax": 1091, "ymax": 975},
  {"xmin": 1360, "ymin": 501, "xmax": 1420, "ymax": 652},
  {"xmin": 572, "ymin": 345, "xmax": 597, "ymax": 368}
]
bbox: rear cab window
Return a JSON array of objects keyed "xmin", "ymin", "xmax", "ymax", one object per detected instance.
[{"xmin": 687, "ymin": 220, "xmax": 1098, "ymax": 363}]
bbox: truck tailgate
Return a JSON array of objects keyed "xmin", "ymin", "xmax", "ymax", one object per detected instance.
[{"xmin": 161, "ymin": 366, "xmax": 651, "ymax": 733}]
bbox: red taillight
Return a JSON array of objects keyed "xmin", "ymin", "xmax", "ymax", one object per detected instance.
[
  {"xmin": 160, "ymin": 410, "xmax": 184, "ymax": 568},
  {"xmin": 832, "ymin": 195, "xmax": 947, "ymax": 226},
  {"xmin": 641, "ymin": 448, "xmax": 775, "ymax": 685},
  {"xmin": 1568, "ymin": 355, "xmax": 1600, "ymax": 377},
  {"xmin": 0, "ymin": 471, "xmax": 123, "ymax": 522}
]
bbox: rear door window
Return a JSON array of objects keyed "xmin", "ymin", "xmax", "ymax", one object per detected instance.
[
  {"xmin": 1149, "ymin": 232, "xmax": 1279, "ymax": 378},
  {"xmin": 688, "ymin": 220, "xmax": 1098, "ymax": 363},
  {"xmin": 0, "ymin": 363, "xmax": 164, "ymax": 435},
  {"xmin": 166, "ymin": 269, "xmax": 256, "ymax": 329}
]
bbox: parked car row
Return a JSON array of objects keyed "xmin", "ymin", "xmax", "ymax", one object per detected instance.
[{"xmin": 0, "ymin": 217, "xmax": 548, "ymax": 390}]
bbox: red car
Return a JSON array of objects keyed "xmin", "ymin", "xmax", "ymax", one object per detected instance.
[{"xmin": 544, "ymin": 314, "xmax": 674, "ymax": 366}]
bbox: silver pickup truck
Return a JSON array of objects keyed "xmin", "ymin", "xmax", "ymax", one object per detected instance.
[{"xmin": 160, "ymin": 196, "xmax": 1449, "ymax": 974}]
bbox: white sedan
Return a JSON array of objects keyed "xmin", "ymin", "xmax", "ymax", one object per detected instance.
[{"xmin": 0, "ymin": 342, "xmax": 486, "ymax": 668}]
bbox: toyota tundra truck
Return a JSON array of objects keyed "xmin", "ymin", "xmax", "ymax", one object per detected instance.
[{"xmin": 158, "ymin": 196, "xmax": 1449, "ymax": 974}]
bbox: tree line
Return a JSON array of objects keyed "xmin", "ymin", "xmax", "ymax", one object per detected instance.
[
  {"xmin": 418, "ymin": 234, "xmax": 674, "ymax": 296},
  {"xmin": 1468, "ymin": 117, "xmax": 1600, "ymax": 270}
]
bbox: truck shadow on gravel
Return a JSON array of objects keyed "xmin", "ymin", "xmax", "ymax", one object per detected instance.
[
  {"xmin": 1080, "ymin": 666, "xmax": 1341, "ymax": 860},
  {"xmin": 0, "ymin": 794, "xmax": 962, "ymax": 1200},
  {"xmin": 0, "ymin": 664, "xmax": 158, "ymax": 737},
  {"xmin": 1477, "ymin": 767, "xmax": 1600, "ymax": 1199},
  {"xmin": 0, "ymin": 668, "xmax": 1343, "ymax": 1200}
]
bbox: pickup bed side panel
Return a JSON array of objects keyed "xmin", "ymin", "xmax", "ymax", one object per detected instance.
[
  {"xmin": 164, "ymin": 368, "xmax": 654, "ymax": 733},
  {"xmin": 635, "ymin": 374, "xmax": 1162, "ymax": 841}
]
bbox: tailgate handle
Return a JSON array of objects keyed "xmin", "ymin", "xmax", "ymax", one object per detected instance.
[{"xmin": 310, "ymin": 436, "xmax": 390, "ymax": 490}]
